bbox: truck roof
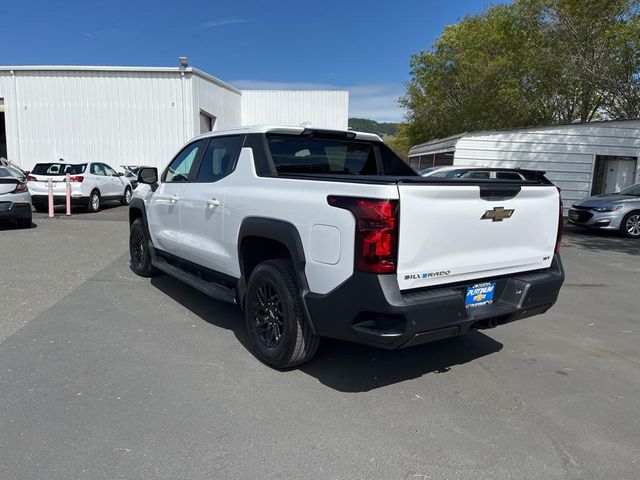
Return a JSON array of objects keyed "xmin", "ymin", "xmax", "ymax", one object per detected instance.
[{"xmin": 191, "ymin": 125, "xmax": 382, "ymax": 142}]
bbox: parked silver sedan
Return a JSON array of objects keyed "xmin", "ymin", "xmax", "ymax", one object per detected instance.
[
  {"xmin": 0, "ymin": 166, "xmax": 32, "ymax": 228},
  {"xmin": 568, "ymin": 182, "xmax": 640, "ymax": 238}
]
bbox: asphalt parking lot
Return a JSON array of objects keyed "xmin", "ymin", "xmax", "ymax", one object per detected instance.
[{"xmin": 1, "ymin": 208, "xmax": 639, "ymax": 479}]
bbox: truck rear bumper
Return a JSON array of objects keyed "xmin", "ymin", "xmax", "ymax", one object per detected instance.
[{"xmin": 305, "ymin": 254, "xmax": 564, "ymax": 349}]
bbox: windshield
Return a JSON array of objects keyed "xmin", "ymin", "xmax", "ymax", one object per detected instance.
[
  {"xmin": 32, "ymin": 163, "xmax": 87, "ymax": 176},
  {"xmin": 618, "ymin": 183, "xmax": 640, "ymax": 196}
]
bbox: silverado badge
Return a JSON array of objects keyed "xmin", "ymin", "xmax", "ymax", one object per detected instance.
[{"xmin": 481, "ymin": 206, "xmax": 515, "ymax": 222}]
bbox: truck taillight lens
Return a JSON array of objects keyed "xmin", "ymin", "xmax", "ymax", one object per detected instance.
[
  {"xmin": 555, "ymin": 187, "xmax": 563, "ymax": 253},
  {"xmin": 328, "ymin": 196, "xmax": 399, "ymax": 274},
  {"xmin": 69, "ymin": 175, "xmax": 84, "ymax": 182}
]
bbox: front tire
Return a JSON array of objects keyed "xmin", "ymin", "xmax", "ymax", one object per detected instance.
[
  {"xmin": 621, "ymin": 211, "xmax": 640, "ymax": 238},
  {"xmin": 245, "ymin": 259, "xmax": 320, "ymax": 369},
  {"xmin": 129, "ymin": 218, "xmax": 158, "ymax": 277},
  {"xmin": 87, "ymin": 190, "xmax": 101, "ymax": 212},
  {"xmin": 121, "ymin": 187, "xmax": 132, "ymax": 206}
]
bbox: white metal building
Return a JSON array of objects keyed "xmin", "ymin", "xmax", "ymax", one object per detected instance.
[
  {"xmin": 408, "ymin": 120, "xmax": 640, "ymax": 208},
  {"xmin": 0, "ymin": 64, "xmax": 348, "ymax": 171}
]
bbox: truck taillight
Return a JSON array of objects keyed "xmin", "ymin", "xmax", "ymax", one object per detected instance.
[
  {"xmin": 328, "ymin": 196, "xmax": 399, "ymax": 274},
  {"xmin": 555, "ymin": 186, "xmax": 563, "ymax": 253},
  {"xmin": 69, "ymin": 175, "xmax": 84, "ymax": 182},
  {"xmin": 27, "ymin": 175, "xmax": 37, "ymax": 182}
]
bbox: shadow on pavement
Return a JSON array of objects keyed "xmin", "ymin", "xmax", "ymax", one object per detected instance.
[
  {"xmin": 563, "ymin": 224, "xmax": 639, "ymax": 256},
  {"xmin": 301, "ymin": 332, "xmax": 502, "ymax": 392},
  {"xmin": 0, "ymin": 219, "xmax": 38, "ymax": 231},
  {"xmin": 149, "ymin": 269, "xmax": 503, "ymax": 392},
  {"xmin": 32, "ymin": 202, "xmax": 129, "ymax": 221},
  {"xmin": 150, "ymin": 272, "xmax": 251, "ymax": 350}
]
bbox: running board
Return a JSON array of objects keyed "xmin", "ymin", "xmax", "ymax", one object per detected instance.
[{"xmin": 152, "ymin": 256, "xmax": 237, "ymax": 304}]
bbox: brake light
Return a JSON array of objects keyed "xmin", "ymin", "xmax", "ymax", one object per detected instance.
[
  {"xmin": 555, "ymin": 186, "xmax": 563, "ymax": 253},
  {"xmin": 27, "ymin": 175, "xmax": 37, "ymax": 182},
  {"xmin": 69, "ymin": 175, "xmax": 84, "ymax": 182},
  {"xmin": 14, "ymin": 182, "xmax": 28, "ymax": 193},
  {"xmin": 328, "ymin": 196, "xmax": 399, "ymax": 273}
]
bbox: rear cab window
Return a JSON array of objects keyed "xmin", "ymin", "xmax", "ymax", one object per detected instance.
[{"xmin": 264, "ymin": 134, "xmax": 416, "ymax": 177}]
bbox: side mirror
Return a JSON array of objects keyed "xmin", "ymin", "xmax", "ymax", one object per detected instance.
[
  {"xmin": 117, "ymin": 172, "xmax": 124, "ymax": 176},
  {"xmin": 138, "ymin": 167, "xmax": 158, "ymax": 189}
]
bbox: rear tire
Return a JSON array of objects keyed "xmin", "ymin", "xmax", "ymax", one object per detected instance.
[
  {"xmin": 621, "ymin": 211, "xmax": 640, "ymax": 238},
  {"xmin": 121, "ymin": 187, "xmax": 132, "ymax": 206},
  {"xmin": 33, "ymin": 203, "xmax": 48, "ymax": 213},
  {"xmin": 87, "ymin": 190, "xmax": 101, "ymax": 213},
  {"xmin": 245, "ymin": 259, "xmax": 320, "ymax": 369},
  {"xmin": 129, "ymin": 218, "xmax": 158, "ymax": 277},
  {"xmin": 16, "ymin": 216, "xmax": 32, "ymax": 228}
]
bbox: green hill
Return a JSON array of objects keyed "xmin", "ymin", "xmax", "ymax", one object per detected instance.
[{"xmin": 348, "ymin": 118, "xmax": 398, "ymax": 136}]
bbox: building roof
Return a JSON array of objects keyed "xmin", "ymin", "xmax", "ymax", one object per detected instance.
[
  {"xmin": 0, "ymin": 64, "xmax": 242, "ymax": 94},
  {"xmin": 408, "ymin": 132, "xmax": 466, "ymax": 156}
]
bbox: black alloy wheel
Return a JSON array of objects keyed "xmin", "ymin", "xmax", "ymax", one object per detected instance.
[{"xmin": 252, "ymin": 281, "xmax": 285, "ymax": 348}]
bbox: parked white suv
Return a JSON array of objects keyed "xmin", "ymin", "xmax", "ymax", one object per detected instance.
[
  {"xmin": 28, "ymin": 162, "xmax": 132, "ymax": 212},
  {"xmin": 129, "ymin": 126, "xmax": 565, "ymax": 368}
]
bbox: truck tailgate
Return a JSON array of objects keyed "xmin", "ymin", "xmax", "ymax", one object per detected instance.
[{"xmin": 396, "ymin": 183, "xmax": 559, "ymax": 290}]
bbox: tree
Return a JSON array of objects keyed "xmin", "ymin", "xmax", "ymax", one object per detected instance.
[{"xmin": 401, "ymin": 0, "xmax": 640, "ymax": 146}]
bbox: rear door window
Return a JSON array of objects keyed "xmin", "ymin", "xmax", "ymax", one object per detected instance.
[
  {"xmin": 196, "ymin": 136, "xmax": 244, "ymax": 183},
  {"xmin": 91, "ymin": 163, "xmax": 106, "ymax": 176}
]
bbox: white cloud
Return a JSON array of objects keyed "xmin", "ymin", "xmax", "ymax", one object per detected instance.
[
  {"xmin": 231, "ymin": 80, "xmax": 406, "ymax": 122},
  {"xmin": 200, "ymin": 18, "xmax": 245, "ymax": 29}
]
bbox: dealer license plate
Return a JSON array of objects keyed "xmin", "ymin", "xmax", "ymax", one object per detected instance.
[{"xmin": 465, "ymin": 282, "xmax": 496, "ymax": 308}]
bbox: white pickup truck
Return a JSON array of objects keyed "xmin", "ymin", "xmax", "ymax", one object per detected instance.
[{"xmin": 129, "ymin": 126, "xmax": 564, "ymax": 368}]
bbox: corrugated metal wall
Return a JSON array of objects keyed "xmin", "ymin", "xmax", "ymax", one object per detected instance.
[
  {"xmin": 241, "ymin": 90, "xmax": 349, "ymax": 130},
  {"xmin": 0, "ymin": 70, "xmax": 197, "ymax": 170},
  {"xmin": 0, "ymin": 68, "xmax": 349, "ymax": 171},
  {"xmin": 192, "ymin": 75, "xmax": 241, "ymax": 132},
  {"xmin": 452, "ymin": 122, "xmax": 640, "ymax": 207}
]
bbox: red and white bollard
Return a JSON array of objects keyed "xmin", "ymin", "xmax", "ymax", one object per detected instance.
[
  {"xmin": 65, "ymin": 173, "xmax": 71, "ymax": 216},
  {"xmin": 47, "ymin": 178, "xmax": 54, "ymax": 218}
]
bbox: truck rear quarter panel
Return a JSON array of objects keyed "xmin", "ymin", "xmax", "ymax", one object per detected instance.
[{"xmin": 223, "ymin": 147, "xmax": 399, "ymax": 294}]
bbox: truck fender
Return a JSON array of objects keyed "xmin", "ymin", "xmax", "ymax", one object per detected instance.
[{"xmin": 237, "ymin": 217, "xmax": 316, "ymax": 334}]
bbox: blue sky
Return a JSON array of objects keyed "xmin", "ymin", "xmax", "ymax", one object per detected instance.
[{"xmin": 2, "ymin": 0, "xmax": 491, "ymax": 122}]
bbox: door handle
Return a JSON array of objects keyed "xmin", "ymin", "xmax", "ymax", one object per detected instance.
[
  {"xmin": 207, "ymin": 198, "xmax": 220, "ymax": 209},
  {"xmin": 169, "ymin": 195, "xmax": 179, "ymax": 203}
]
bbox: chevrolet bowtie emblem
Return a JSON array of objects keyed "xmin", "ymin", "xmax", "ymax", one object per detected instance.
[{"xmin": 481, "ymin": 206, "xmax": 514, "ymax": 222}]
